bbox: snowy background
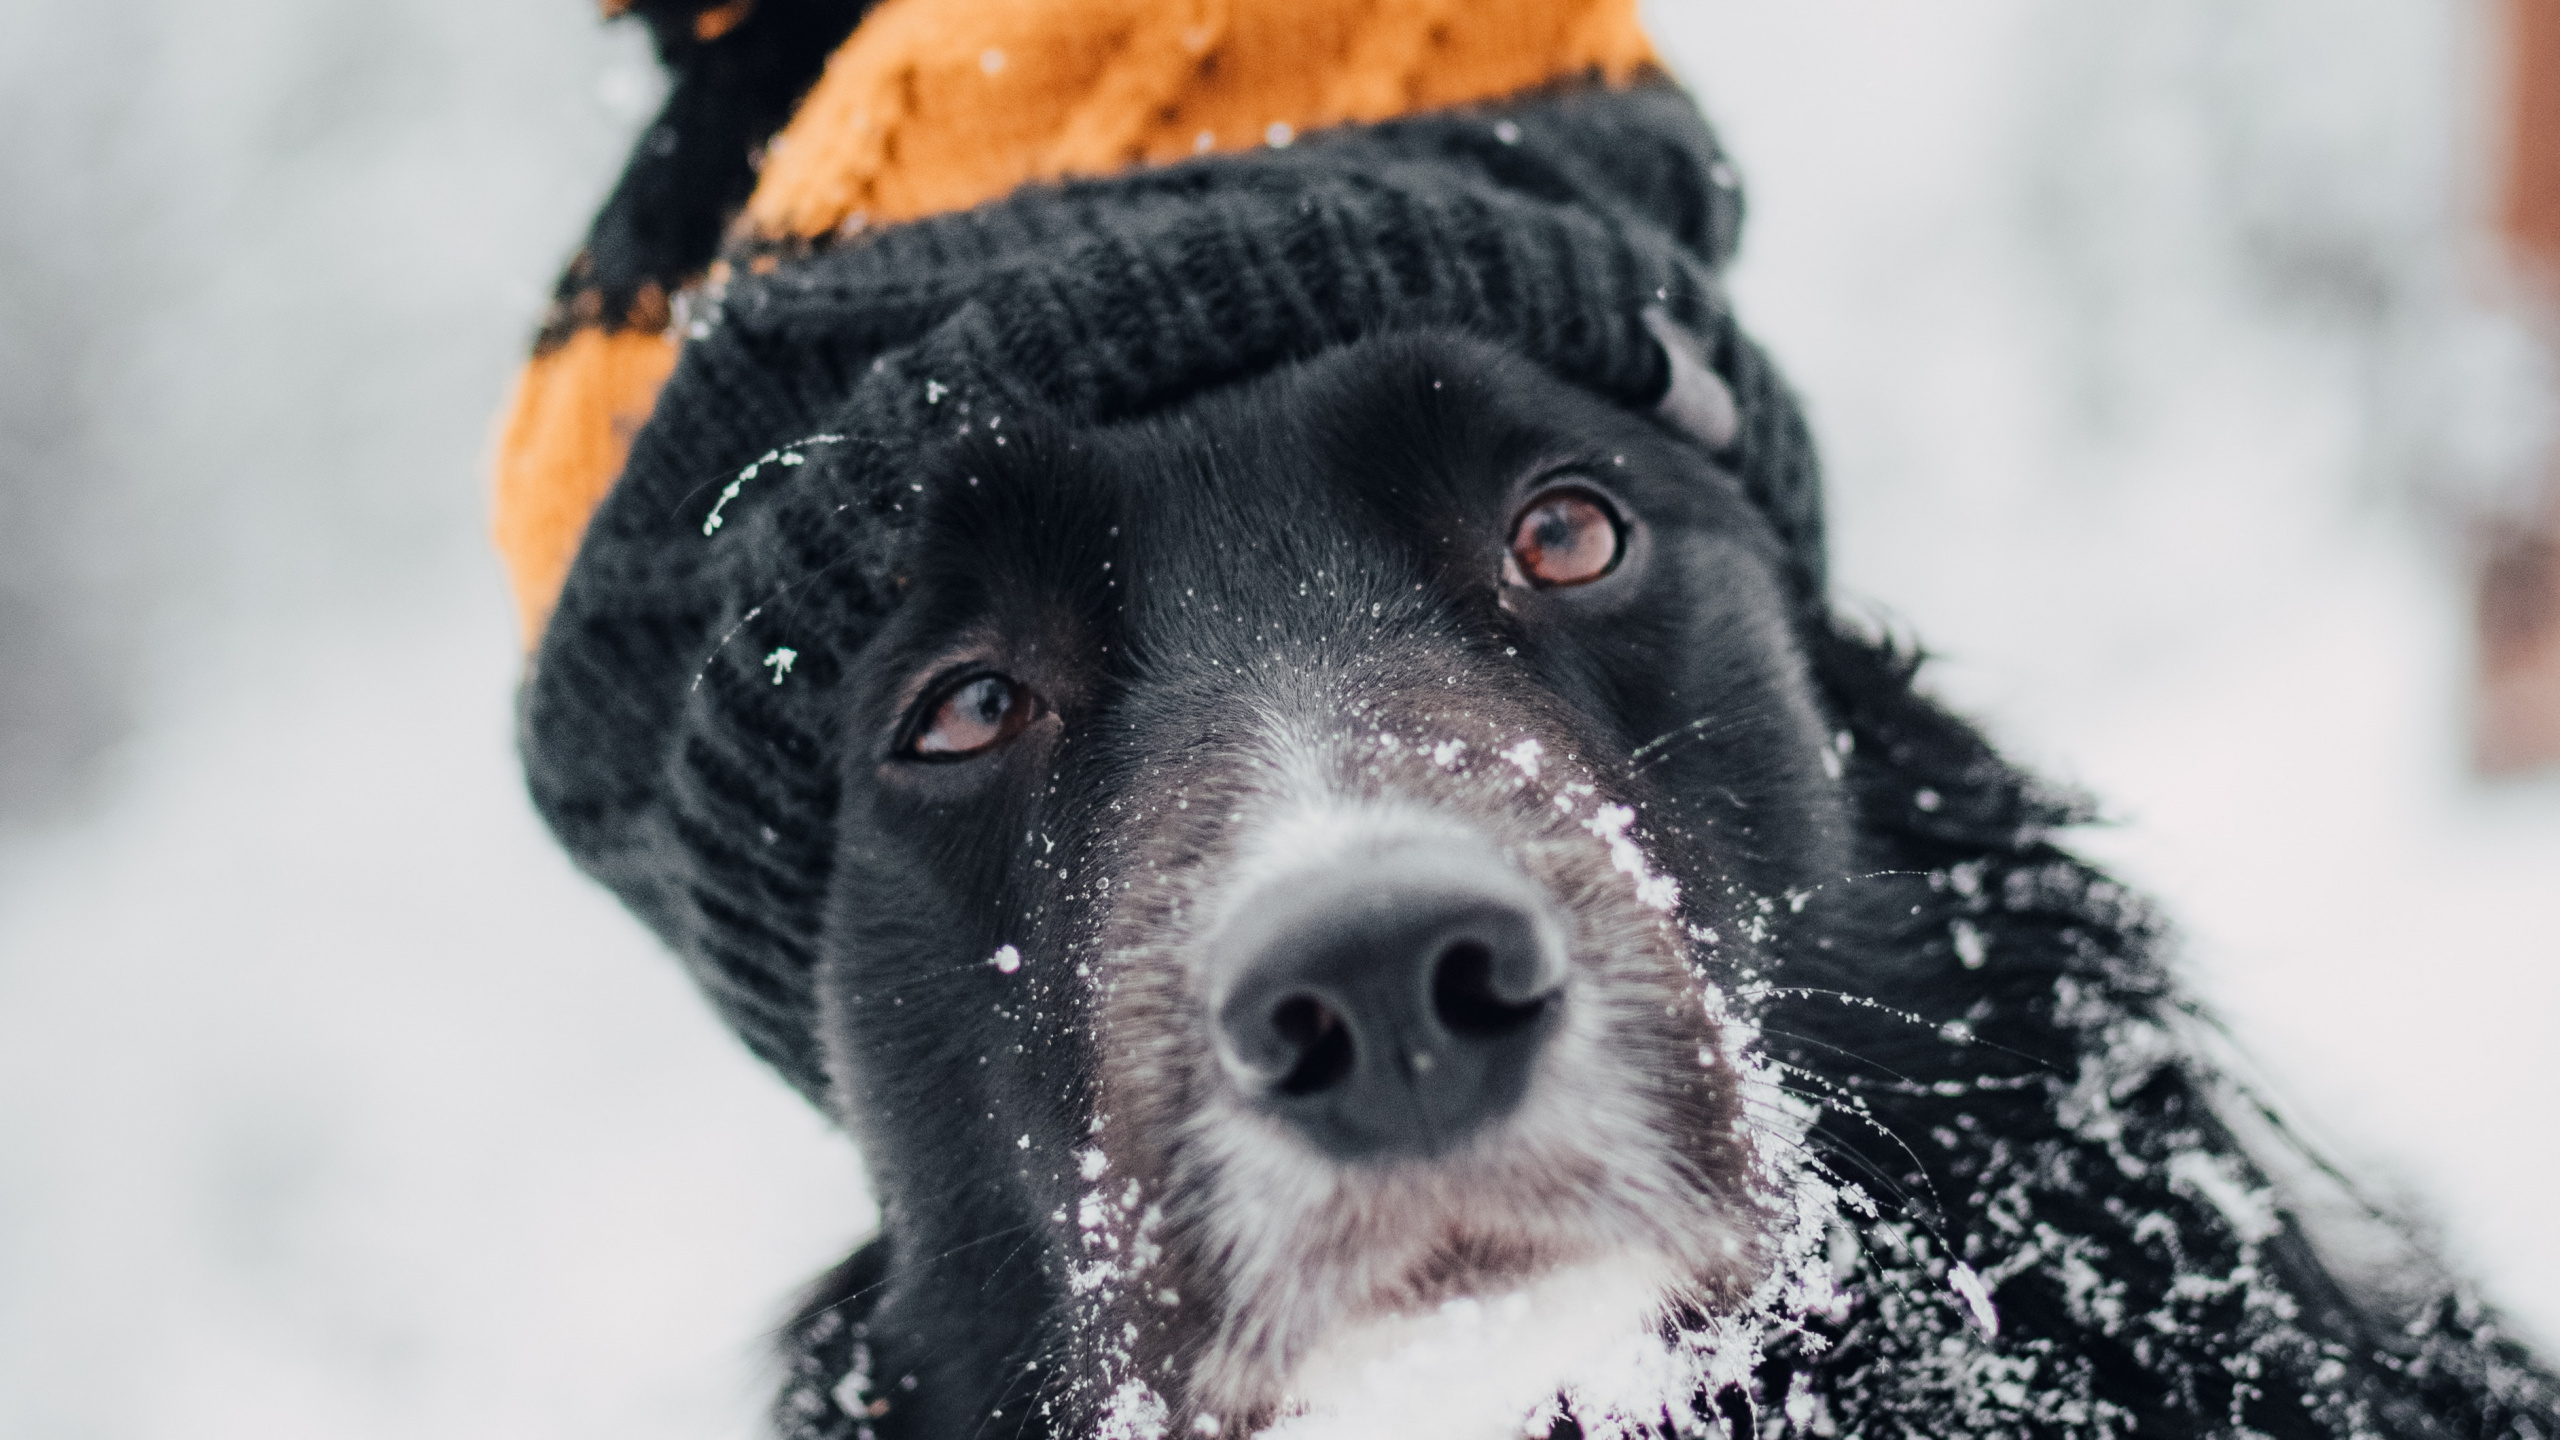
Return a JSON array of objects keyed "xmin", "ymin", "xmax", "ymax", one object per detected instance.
[{"xmin": 1, "ymin": 1, "xmax": 2554, "ymax": 1435}]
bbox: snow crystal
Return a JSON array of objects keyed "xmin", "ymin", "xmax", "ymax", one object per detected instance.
[
  {"xmin": 1948, "ymin": 1261, "xmax": 2001, "ymax": 1337},
  {"xmin": 700, "ymin": 437, "xmax": 841, "ymax": 536},
  {"xmin": 1099, "ymin": 1379, "xmax": 1170, "ymax": 1440},
  {"xmin": 1583, "ymin": 804, "xmax": 1681, "ymax": 912},
  {"xmin": 832, "ymin": 1340, "xmax": 876, "ymax": 1421},
  {"xmin": 1950, "ymin": 917, "xmax": 1987, "ymax": 968},
  {"xmin": 2165, "ymin": 1149, "xmax": 2280, "ymax": 1244},
  {"xmin": 1500, "ymin": 737, "xmax": 1544, "ymax": 781}
]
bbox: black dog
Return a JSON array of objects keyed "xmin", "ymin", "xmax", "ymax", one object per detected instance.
[
  {"xmin": 761, "ymin": 331, "xmax": 2556, "ymax": 1440},
  {"xmin": 497, "ymin": 6, "xmax": 2559, "ymax": 1437}
]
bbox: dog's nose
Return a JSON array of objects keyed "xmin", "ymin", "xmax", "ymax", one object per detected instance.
[{"xmin": 1209, "ymin": 845, "xmax": 1567, "ymax": 1159}]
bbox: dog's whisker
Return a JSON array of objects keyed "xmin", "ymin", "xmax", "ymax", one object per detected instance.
[
  {"xmin": 1630, "ymin": 710, "xmax": 1759, "ymax": 762},
  {"xmin": 920, "ymin": 1221, "xmax": 1041, "ymax": 1276},
  {"xmin": 759, "ymin": 1270, "xmax": 898, "ymax": 1349},
  {"xmin": 1737, "ymin": 1115, "xmax": 1917, "ymax": 1216},
  {"xmin": 1753, "ymin": 1069, "xmax": 1948, "ymax": 1212},
  {"xmin": 967, "ymin": 1339, "xmax": 1063, "ymax": 1440},
  {"xmin": 1746, "ymin": 985, "xmax": 2062, "ymax": 1077},
  {"xmin": 1748, "ymin": 1025, "xmax": 1932, "ymax": 1087}
]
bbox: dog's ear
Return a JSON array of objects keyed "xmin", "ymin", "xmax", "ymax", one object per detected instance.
[{"xmin": 1643, "ymin": 307, "xmax": 1740, "ymax": 453}]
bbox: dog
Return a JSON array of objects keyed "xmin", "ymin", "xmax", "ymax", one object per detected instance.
[
  {"xmin": 497, "ymin": 3, "xmax": 2560, "ymax": 1438},
  {"xmin": 758, "ymin": 330, "xmax": 2557, "ymax": 1440}
]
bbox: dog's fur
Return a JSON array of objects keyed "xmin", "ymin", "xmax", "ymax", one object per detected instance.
[{"xmin": 768, "ymin": 331, "xmax": 2556, "ymax": 1440}]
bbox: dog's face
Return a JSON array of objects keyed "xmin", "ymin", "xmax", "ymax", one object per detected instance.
[{"xmin": 817, "ymin": 332, "xmax": 1850, "ymax": 1436}]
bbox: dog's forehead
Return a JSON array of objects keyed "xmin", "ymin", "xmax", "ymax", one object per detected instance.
[
  {"xmin": 1080, "ymin": 379, "xmax": 1461, "ymax": 653},
  {"xmin": 1088, "ymin": 339, "xmax": 1631, "ymax": 574},
  {"xmin": 901, "ymin": 332, "xmax": 1741, "ymax": 666}
]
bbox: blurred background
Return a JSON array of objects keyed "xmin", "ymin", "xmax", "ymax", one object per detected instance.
[{"xmin": 1, "ymin": 1, "xmax": 2554, "ymax": 1434}]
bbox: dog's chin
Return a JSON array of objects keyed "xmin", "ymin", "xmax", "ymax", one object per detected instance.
[{"xmin": 1251, "ymin": 1254, "xmax": 1684, "ymax": 1440}]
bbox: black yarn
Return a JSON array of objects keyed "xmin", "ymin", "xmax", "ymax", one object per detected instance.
[
  {"xmin": 522, "ymin": 76, "xmax": 1809, "ymax": 1103},
  {"xmin": 542, "ymin": 0, "xmax": 876, "ymax": 348}
]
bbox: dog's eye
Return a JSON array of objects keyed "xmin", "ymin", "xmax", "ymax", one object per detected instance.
[
  {"xmin": 907, "ymin": 673, "xmax": 1038, "ymax": 760},
  {"xmin": 1502, "ymin": 487, "xmax": 1622, "ymax": 588}
]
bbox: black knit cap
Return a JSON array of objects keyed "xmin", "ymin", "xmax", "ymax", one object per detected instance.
[{"xmin": 523, "ymin": 76, "xmax": 1826, "ymax": 1105}]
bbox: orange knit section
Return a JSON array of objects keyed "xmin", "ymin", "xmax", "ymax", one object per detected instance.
[
  {"xmin": 496, "ymin": 0, "xmax": 1657, "ymax": 642},
  {"xmin": 743, "ymin": 0, "xmax": 1656, "ymax": 240},
  {"xmin": 493, "ymin": 327, "xmax": 680, "ymax": 638}
]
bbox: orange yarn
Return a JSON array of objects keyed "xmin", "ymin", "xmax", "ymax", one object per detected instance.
[
  {"xmin": 746, "ymin": 0, "xmax": 1654, "ymax": 240},
  {"xmin": 496, "ymin": 0, "xmax": 1656, "ymax": 640},
  {"xmin": 492, "ymin": 327, "xmax": 680, "ymax": 639}
]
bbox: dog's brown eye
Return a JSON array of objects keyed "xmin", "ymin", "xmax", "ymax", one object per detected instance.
[
  {"xmin": 1503, "ymin": 488, "xmax": 1622, "ymax": 588},
  {"xmin": 908, "ymin": 673, "xmax": 1037, "ymax": 760}
]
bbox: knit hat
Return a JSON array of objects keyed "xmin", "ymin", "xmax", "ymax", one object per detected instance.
[{"xmin": 500, "ymin": 0, "xmax": 1826, "ymax": 1105}]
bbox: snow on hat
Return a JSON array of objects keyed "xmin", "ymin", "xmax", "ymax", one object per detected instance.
[{"xmin": 497, "ymin": 0, "xmax": 1826, "ymax": 1103}]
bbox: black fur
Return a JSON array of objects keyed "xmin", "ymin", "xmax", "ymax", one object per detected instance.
[{"xmin": 763, "ymin": 332, "xmax": 2557, "ymax": 1440}]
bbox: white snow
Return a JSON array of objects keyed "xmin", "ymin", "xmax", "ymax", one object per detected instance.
[
  {"xmin": 1950, "ymin": 917, "xmax": 1989, "ymax": 970},
  {"xmin": 1499, "ymin": 738, "xmax": 1545, "ymax": 781},
  {"xmin": 0, "ymin": 3, "xmax": 2552, "ymax": 1437},
  {"xmin": 1948, "ymin": 1262, "xmax": 2002, "ymax": 1338},
  {"xmin": 1262, "ymin": 1260, "xmax": 1684, "ymax": 1440},
  {"xmin": 1583, "ymin": 803, "xmax": 1682, "ymax": 912},
  {"xmin": 0, "ymin": 599, "xmax": 873, "ymax": 1440}
]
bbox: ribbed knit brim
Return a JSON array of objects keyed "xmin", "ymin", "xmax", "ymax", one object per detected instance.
[{"xmin": 522, "ymin": 77, "xmax": 1826, "ymax": 1104}]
